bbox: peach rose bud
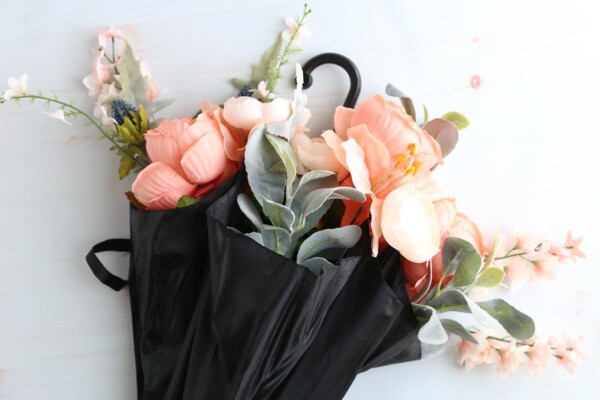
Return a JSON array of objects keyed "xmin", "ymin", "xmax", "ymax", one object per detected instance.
[{"xmin": 132, "ymin": 162, "xmax": 196, "ymax": 210}]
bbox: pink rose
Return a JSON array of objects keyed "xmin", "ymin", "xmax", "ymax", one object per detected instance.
[
  {"xmin": 325, "ymin": 95, "xmax": 444, "ymax": 260},
  {"xmin": 222, "ymin": 97, "xmax": 291, "ymax": 131}
]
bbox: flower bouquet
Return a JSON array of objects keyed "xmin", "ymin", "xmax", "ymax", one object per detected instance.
[{"xmin": 2, "ymin": 5, "xmax": 586, "ymax": 399}]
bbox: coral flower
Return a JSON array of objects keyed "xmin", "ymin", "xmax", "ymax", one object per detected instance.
[{"xmin": 325, "ymin": 95, "xmax": 443, "ymax": 261}]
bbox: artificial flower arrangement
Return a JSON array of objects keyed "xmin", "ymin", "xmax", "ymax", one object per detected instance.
[{"xmin": 2, "ymin": 5, "xmax": 586, "ymax": 399}]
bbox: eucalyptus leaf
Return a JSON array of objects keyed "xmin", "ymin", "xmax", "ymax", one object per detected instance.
[
  {"xmin": 442, "ymin": 111, "xmax": 470, "ymax": 130},
  {"xmin": 296, "ymin": 225, "xmax": 361, "ymax": 263},
  {"xmin": 427, "ymin": 289, "xmax": 500, "ymax": 329},
  {"xmin": 424, "ymin": 118, "xmax": 459, "ymax": 158},
  {"xmin": 443, "ymin": 237, "xmax": 482, "ymax": 287},
  {"xmin": 244, "ymin": 126, "xmax": 286, "ymax": 205},
  {"xmin": 237, "ymin": 193, "xmax": 264, "ymax": 231},
  {"xmin": 441, "ymin": 319, "xmax": 479, "ymax": 344},
  {"xmin": 400, "ymin": 97, "xmax": 416, "ymax": 121},
  {"xmin": 413, "ymin": 304, "xmax": 449, "ymax": 345},
  {"xmin": 261, "ymin": 225, "xmax": 292, "ymax": 256},
  {"xmin": 475, "ymin": 267, "xmax": 505, "ymax": 288},
  {"xmin": 301, "ymin": 257, "xmax": 334, "ymax": 276},
  {"xmin": 478, "ymin": 299, "xmax": 535, "ymax": 340}
]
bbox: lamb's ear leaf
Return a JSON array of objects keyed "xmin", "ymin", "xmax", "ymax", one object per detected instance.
[
  {"xmin": 260, "ymin": 196, "xmax": 295, "ymax": 232},
  {"xmin": 261, "ymin": 225, "xmax": 291, "ymax": 256},
  {"xmin": 237, "ymin": 193, "xmax": 264, "ymax": 231},
  {"xmin": 244, "ymin": 126, "xmax": 286, "ymax": 205},
  {"xmin": 245, "ymin": 232, "xmax": 264, "ymax": 246},
  {"xmin": 296, "ymin": 225, "xmax": 361, "ymax": 263},
  {"xmin": 265, "ymin": 133, "xmax": 297, "ymax": 197},
  {"xmin": 413, "ymin": 304, "xmax": 449, "ymax": 345},
  {"xmin": 300, "ymin": 257, "xmax": 334, "ymax": 276}
]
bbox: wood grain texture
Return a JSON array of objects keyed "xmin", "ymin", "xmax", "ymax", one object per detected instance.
[{"xmin": 1, "ymin": 0, "xmax": 599, "ymax": 398}]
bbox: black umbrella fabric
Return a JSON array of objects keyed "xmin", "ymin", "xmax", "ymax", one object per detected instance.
[{"xmin": 86, "ymin": 169, "xmax": 242, "ymax": 399}]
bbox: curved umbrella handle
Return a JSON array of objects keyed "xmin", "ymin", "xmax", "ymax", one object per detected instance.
[{"xmin": 300, "ymin": 53, "xmax": 362, "ymax": 108}]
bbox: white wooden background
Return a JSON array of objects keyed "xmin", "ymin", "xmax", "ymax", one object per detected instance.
[{"xmin": 1, "ymin": 0, "xmax": 599, "ymax": 398}]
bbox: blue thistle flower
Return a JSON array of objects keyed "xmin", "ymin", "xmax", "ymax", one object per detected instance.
[
  {"xmin": 238, "ymin": 85, "xmax": 253, "ymax": 97},
  {"xmin": 111, "ymin": 99, "xmax": 138, "ymax": 125}
]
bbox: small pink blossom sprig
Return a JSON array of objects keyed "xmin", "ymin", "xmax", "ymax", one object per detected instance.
[
  {"xmin": 457, "ymin": 330, "xmax": 584, "ymax": 375},
  {"xmin": 485, "ymin": 230, "xmax": 586, "ymax": 287}
]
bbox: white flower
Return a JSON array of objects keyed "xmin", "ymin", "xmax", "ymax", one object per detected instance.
[
  {"xmin": 42, "ymin": 109, "xmax": 72, "ymax": 126},
  {"xmin": 281, "ymin": 17, "xmax": 310, "ymax": 42},
  {"xmin": 3, "ymin": 74, "xmax": 28, "ymax": 100},
  {"xmin": 252, "ymin": 81, "xmax": 270, "ymax": 99}
]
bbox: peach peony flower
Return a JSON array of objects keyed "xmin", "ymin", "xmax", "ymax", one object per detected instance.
[
  {"xmin": 132, "ymin": 162, "xmax": 196, "ymax": 210},
  {"xmin": 200, "ymin": 101, "xmax": 251, "ymax": 162},
  {"xmin": 325, "ymin": 95, "xmax": 443, "ymax": 260},
  {"xmin": 222, "ymin": 97, "xmax": 291, "ymax": 131}
]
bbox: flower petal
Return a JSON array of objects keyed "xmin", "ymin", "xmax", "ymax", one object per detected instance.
[
  {"xmin": 181, "ymin": 130, "xmax": 228, "ymax": 184},
  {"xmin": 334, "ymin": 106, "xmax": 354, "ymax": 140},
  {"xmin": 131, "ymin": 162, "xmax": 196, "ymax": 209},
  {"xmin": 381, "ymin": 186, "xmax": 440, "ymax": 263},
  {"xmin": 346, "ymin": 124, "xmax": 391, "ymax": 182},
  {"xmin": 341, "ymin": 138, "xmax": 372, "ymax": 193}
]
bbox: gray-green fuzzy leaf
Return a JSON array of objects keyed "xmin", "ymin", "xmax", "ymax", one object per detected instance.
[
  {"xmin": 413, "ymin": 304, "xmax": 449, "ymax": 345},
  {"xmin": 296, "ymin": 187, "xmax": 365, "ymax": 232},
  {"xmin": 443, "ymin": 237, "xmax": 482, "ymax": 287},
  {"xmin": 244, "ymin": 126, "xmax": 286, "ymax": 205},
  {"xmin": 301, "ymin": 257, "xmax": 334, "ymax": 276},
  {"xmin": 265, "ymin": 133, "xmax": 297, "ymax": 197},
  {"xmin": 261, "ymin": 225, "xmax": 292, "ymax": 256},
  {"xmin": 289, "ymin": 170, "xmax": 337, "ymax": 209},
  {"xmin": 297, "ymin": 225, "xmax": 361, "ymax": 263},
  {"xmin": 477, "ymin": 299, "xmax": 535, "ymax": 340},
  {"xmin": 427, "ymin": 289, "xmax": 500, "ymax": 329},
  {"xmin": 237, "ymin": 193, "xmax": 264, "ymax": 231},
  {"xmin": 260, "ymin": 196, "xmax": 295, "ymax": 232},
  {"xmin": 246, "ymin": 232, "xmax": 264, "ymax": 246}
]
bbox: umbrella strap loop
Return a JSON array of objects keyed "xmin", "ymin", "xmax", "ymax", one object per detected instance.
[{"xmin": 86, "ymin": 238, "xmax": 131, "ymax": 291}]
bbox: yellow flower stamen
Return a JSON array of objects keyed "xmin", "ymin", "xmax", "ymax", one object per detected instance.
[
  {"xmin": 395, "ymin": 154, "xmax": 407, "ymax": 169},
  {"xmin": 408, "ymin": 143, "xmax": 417, "ymax": 157}
]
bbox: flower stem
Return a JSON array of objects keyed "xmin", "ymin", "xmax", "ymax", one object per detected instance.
[
  {"xmin": 267, "ymin": 4, "xmax": 311, "ymax": 93},
  {"xmin": 14, "ymin": 94, "xmax": 145, "ymax": 168}
]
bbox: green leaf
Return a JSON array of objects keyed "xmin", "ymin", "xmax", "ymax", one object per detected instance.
[
  {"xmin": 424, "ymin": 118, "xmax": 459, "ymax": 158},
  {"xmin": 400, "ymin": 97, "xmax": 416, "ymax": 121},
  {"xmin": 413, "ymin": 304, "xmax": 449, "ymax": 345},
  {"xmin": 385, "ymin": 83, "xmax": 405, "ymax": 98},
  {"xmin": 265, "ymin": 133, "xmax": 297, "ymax": 197},
  {"xmin": 118, "ymin": 152, "xmax": 136, "ymax": 180},
  {"xmin": 442, "ymin": 111, "xmax": 470, "ymax": 130},
  {"xmin": 475, "ymin": 267, "xmax": 505, "ymax": 288},
  {"xmin": 477, "ymin": 299, "xmax": 535, "ymax": 340},
  {"xmin": 443, "ymin": 237, "xmax": 482, "ymax": 287},
  {"xmin": 244, "ymin": 126, "xmax": 286, "ymax": 205},
  {"xmin": 230, "ymin": 35, "xmax": 283, "ymax": 90},
  {"xmin": 427, "ymin": 289, "xmax": 500, "ymax": 329},
  {"xmin": 260, "ymin": 196, "xmax": 295, "ymax": 232},
  {"xmin": 237, "ymin": 193, "xmax": 264, "ymax": 231},
  {"xmin": 176, "ymin": 195, "xmax": 198, "ymax": 208},
  {"xmin": 296, "ymin": 225, "xmax": 361, "ymax": 263},
  {"xmin": 440, "ymin": 319, "xmax": 479, "ymax": 344},
  {"xmin": 289, "ymin": 170, "xmax": 337, "ymax": 209}
]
